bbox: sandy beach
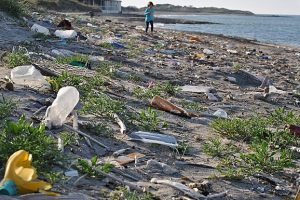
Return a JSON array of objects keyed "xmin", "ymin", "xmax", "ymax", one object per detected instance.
[{"xmin": 0, "ymin": 10, "xmax": 300, "ymax": 200}]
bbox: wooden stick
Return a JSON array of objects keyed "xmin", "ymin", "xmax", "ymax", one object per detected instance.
[
  {"xmin": 63, "ymin": 124, "xmax": 109, "ymax": 150},
  {"xmin": 95, "ymin": 169, "xmax": 144, "ymax": 192},
  {"xmin": 32, "ymin": 63, "xmax": 59, "ymax": 77},
  {"xmin": 113, "ymin": 113, "xmax": 126, "ymax": 134}
]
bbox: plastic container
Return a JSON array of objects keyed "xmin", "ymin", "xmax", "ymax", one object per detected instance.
[
  {"xmin": 11, "ymin": 65, "xmax": 50, "ymax": 90},
  {"xmin": 44, "ymin": 86, "xmax": 79, "ymax": 129},
  {"xmin": 213, "ymin": 109, "xmax": 228, "ymax": 118},
  {"xmin": 54, "ymin": 30, "xmax": 77, "ymax": 39},
  {"xmin": 31, "ymin": 24, "xmax": 50, "ymax": 35}
]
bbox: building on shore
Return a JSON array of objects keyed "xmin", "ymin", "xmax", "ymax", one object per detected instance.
[{"xmin": 79, "ymin": 0, "xmax": 122, "ymax": 14}]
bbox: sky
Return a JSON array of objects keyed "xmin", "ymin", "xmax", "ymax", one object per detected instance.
[{"xmin": 121, "ymin": 0, "xmax": 300, "ymax": 15}]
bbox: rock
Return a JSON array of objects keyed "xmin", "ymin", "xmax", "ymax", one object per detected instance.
[{"xmin": 146, "ymin": 159, "xmax": 178, "ymax": 175}]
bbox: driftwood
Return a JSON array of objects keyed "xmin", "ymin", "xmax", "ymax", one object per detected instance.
[
  {"xmin": 63, "ymin": 124, "xmax": 109, "ymax": 150},
  {"xmin": 95, "ymin": 169, "xmax": 145, "ymax": 192},
  {"xmin": 32, "ymin": 63, "xmax": 59, "ymax": 77},
  {"xmin": 113, "ymin": 113, "xmax": 126, "ymax": 134},
  {"xmin": 151, "ymin": 178, "xmax": 227, "ymax": 200}
]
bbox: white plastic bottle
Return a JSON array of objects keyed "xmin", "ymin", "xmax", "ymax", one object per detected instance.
[{"xmin": 44, "ymin": 86, "xmax": 79, "ymax": 129}]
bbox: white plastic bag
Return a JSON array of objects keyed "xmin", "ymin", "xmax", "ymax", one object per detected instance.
[
  {"xmin": 31, "ymin": 24, "xmax": 50, "ymax": 35},
  {"xmin": 44, "ymin": 86, "xmax": 80, "ymax": 129},
  {"xmin": 11, "ymin": 65, "xmax": 50, "ymax": 90},
  {"xmin": 54, "ymin": 30, "xmax": 77, "ymax": 39}
]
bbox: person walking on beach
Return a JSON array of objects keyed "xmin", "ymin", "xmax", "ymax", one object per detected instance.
[{"xmin": 145, "ymin": 2, "xmax": 155, "ymax": 33}]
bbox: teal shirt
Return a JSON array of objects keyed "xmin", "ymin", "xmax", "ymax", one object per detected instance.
[{"xmin": 145, "ymin": 8, "xmax": 155, "ymax": 22}]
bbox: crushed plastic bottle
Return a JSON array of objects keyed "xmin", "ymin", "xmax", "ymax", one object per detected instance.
[
  {"xmin": 54, "ymin": 30, "xmax": 77, "ymax": 39},
  {"xmin": 44, "ymin": 86, "xmax": 79, "ymax": 129},
  {"xmin": 10, "ymin": 65, "xmax": 50, "ymax": 90},
  {"xmin": 31, "ymin": 24, "xmax": 50, "ymax": 35}
]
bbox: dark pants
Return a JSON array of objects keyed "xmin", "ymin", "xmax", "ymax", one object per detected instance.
[{"xmin": 146, "ymin": 21, "xmax": 154, "ymax": 33}]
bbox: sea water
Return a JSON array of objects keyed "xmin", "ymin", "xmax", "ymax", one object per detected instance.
[{"xmin": 158, "ymin": 14, "xmax": 300, "ymax": 47}]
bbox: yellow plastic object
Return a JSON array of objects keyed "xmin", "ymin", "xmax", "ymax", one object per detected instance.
[{"xmin": 0, "ymin": 150, "xmax": 52, "ymax": 194}]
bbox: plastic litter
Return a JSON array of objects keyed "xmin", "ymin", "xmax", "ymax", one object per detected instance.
[
  {"xmin": 10, "ymin": 65, "xmax": 50, "ymax": 90},
  {"xmin": 180, "ymin": 85, "xmax": 213, "ymax": 93},
  {"xmin": 213, "ymin": 109, "xmax": 228, "ymax": 118},
  {"xmin": 65, "ymin": 170, "xmax": 79, "ymax": 177},
  {"xmin": 261, "ymin": 55, "xmax": 272, "ymax": 60},
  {"xmin": 128, "ymin": 131, "xmax": 178, "ymax": 148},
  {"xmin": 146, "ymin": 159, "xmax": 178, "ymax": 175},
  {"xmin": 54, "ymin": 30, "xmax": 77, "ymax": 39},
  {"xmin": 160, "ymin": 50, "xmax": 176, "ymax": 55},
  {"xmin": 87, "ymin": 23, "xmax": 97, "ymax": 28},
  {"xmin": 203, "ymin": 49, "xmax": 214, "ymax": 55},
  {"xmin": 44, "ymin": 86, "xmax": 80, "ymax": 129},
  {"xmin": 31, "ymin": 24, "xmax": 50, "ymax": 35},
  {"xmin": 268, "ymin": 85, "xmax": 286, "ymax": 94},
  {"xmin": 111, "ymin": 41, "xmax": 125, "ymax": 49},
  {"xmin": 0, "ymin": 180, "xmax": 18, "ymax": 196},
  {"xmin": 227, "ymin": 49, "xmax": 238, "ymax": 54},
  {"xmin": 189, "ymin": 36, "xmax": 201, "ymax": 43},
  {"xmin": 51, "ymin": 49, "xmax": 75, "ymax": 58},
  {"xmin": 0, "ymin": 150, "xmax": 52, "ymax": 195}
]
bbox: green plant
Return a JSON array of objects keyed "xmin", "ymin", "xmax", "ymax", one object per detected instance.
[
  {"xmin": 203, "ymin": 138, "xmax": 239, "ymax": 157},
  {"xmin": 134, "ymin": 107, "xmax": 160, "ymax": 131},
  {"xmin": 100, "ymin": 42, "xmax": 114, "ymax": 50},
  {"xmin": 212, "ymin": 108, "xmax": 299, "ymax": 178},
  {"xmin": 6, "ymin": 51, "xmax": 30, "ymax": 68},
  {"xmin": 56, "ymin": 54, "xmax": 89, "ymax": 65},
  {"xmin": 82, "ymin": 93, "xmax": 124, "ymax": 119},
  {"xmin": 77, "ymin": 156, "xmax": 98, "ymax": 177},
  {"xmin": 77, "ymin": 156, "xmax": 114, "ymax": 177},
  {"xmin": 232, "ymin": 62, "xmax": 242, "ymax": 72},
  {"xmin": 179, "ymin": 100, "xmax": 205, "ymax": 112},
  {"xmin": 0, "ymin": 96, "xmax": 16, "ymax": 121},
  {"xmin": 0, "ymin": 116, "xmax": 62, "ymax": 172},
  {"xmin": 59, "ymin": 131, "xmax": 79, "ymax": 146},
  {"xmin": 110, "ymin": 187, "xmax": 154, "ymax": 200},
  {"xmin": 101, "ymin": 163, "xmax": 114, "ymax": 173},
  {"xmin": 240, "ymin": 141, "xmax": 294, "ymax": 173},
  {"xmin": 129, "ymin": 74, "xmax": 142, "ymax": 83},
  {"xmin": 49, "ymin": 72, "xmax": 83, "ymax": 92},
  {"xmin": 176, "ymin": 142, "xmax": 191, "ymax": 156},
  {"xmin": 96, "ymin": 61, "xmax": 122, "ymax": 77},
  {"xmin": 133, "ymin": 82, "xmax": 179, "ymax": 100},
  {"xmin": 43, "ymin": 171, "xmax": 63, "ymax": 184},
  {"xmin": 0, "ymin": 0, "xmax": 25, "ymax": 18}
]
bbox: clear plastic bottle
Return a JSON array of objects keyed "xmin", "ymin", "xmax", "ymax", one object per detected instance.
[{"xmin": 44, "ymin": 86, "xmax": 79, "ymax": 129}]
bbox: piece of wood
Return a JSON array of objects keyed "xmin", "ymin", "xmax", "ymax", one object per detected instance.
[
  {"xmin": 150, "ymin": 96, "xmax": 191, "ymax": 118},
  {"xmin": 32, "ymin": 63, "xmax": 59, "ymax": 77},
  {"xmin": 295, "ymin": 186, "xmax": 300, "ymax": 200},
  {"xmin": 151, "ymin": 178, "xmax": 227, "ymax": 200},
  {"xmin": 113, "ymin": 113, "xmax": 126, "ymax": 134},
  {"xmin": 95, "ymin": 169, "xmax": 145, "ymax": 193},
  {"xmin": 63, "ymin": 124, "xmax": 109, "ymax": 150}
]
